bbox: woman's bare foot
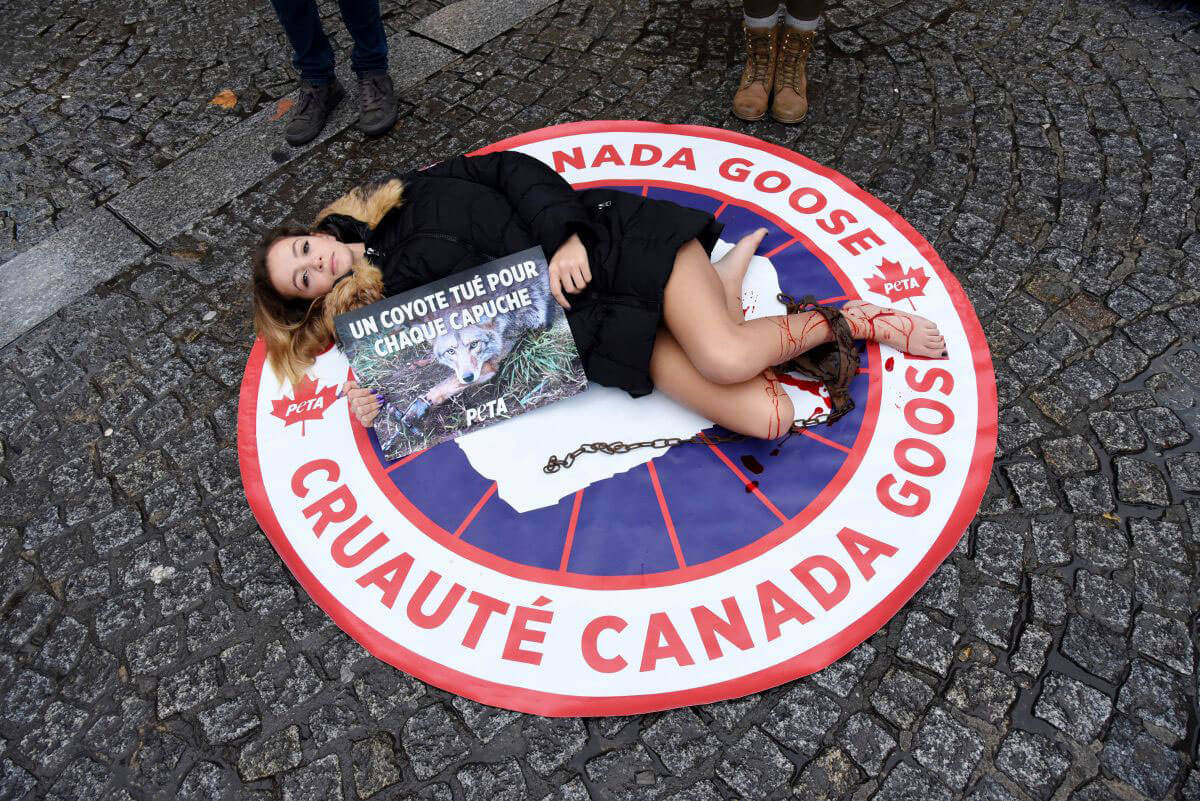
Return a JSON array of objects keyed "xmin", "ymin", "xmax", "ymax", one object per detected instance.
[
  {"xmin": 840, "ymin": 300, "xmax": 948, "ymax": 358},
  {"xmin": 713, "ymin": 228, "xmax": 767, "ymax": 322}
]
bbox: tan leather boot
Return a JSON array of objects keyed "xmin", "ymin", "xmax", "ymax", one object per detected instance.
[
  {"xmin": 732, "ymin": 24, "xmax": 780, "ymax": 122},
  {"xmin": 771, "ymin": 26, "xmax": 816, "ymax": 124}
]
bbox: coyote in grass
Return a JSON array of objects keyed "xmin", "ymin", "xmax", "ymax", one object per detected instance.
[{"xmin": 400, "ymin": 281, "xmax": 556, "ymax": 430}]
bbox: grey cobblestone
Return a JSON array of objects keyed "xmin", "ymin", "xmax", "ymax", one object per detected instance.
[
  {"xmin": 1012, "ymin": 628, "xmax": 1051, "ymax": 681},
  {"xmin": 946, "ymin": 664, "xmax": 1016, "ymax": 725},
  {"xmin": 452, "ymin": 695, "xmax": 520, "ymax": 744},
  {"xmin": 811, "ymin": 642, "xmax": 876, "ymax": 696},
  {"xmin": 238, "ymin": 725, "xmax": 302, "ymax": 781},
  {"xmin": 897, "ymin": 611, "xmax": 957, "ymax": 675},
  {"xmin": 458, "ymin": 759, "xmax": 527, "ymax": 801},
  {"xmin": 1132, "ymin": 558, "xmax": 1190, "ymax": 613},
  {"xmin": 525, "ymin": 716, "xmax": 587, "ymax": 775},
  {"xmin": 1099, "ymin": 715, "xmax": 1185, "ymax": 799},
  {"xmin": 794, "ymin": 748, "xmax": 861, "ymax": 800},
  {"xmin": 994, "ymin": 730, "xmax": 1069, "ymax": 801},
  {"xmin": 1131, "ymin": 611, "xmax": 1193, "ymax": 675},
  {"xmin": 1129, "ymin": 517, "xmax": 1187, "ymax": 565},
  {"xmin": 1030, "ymin": 518, "xmax": 1070, "ymax": 566},
  {"xmin": 643, "ymin": 708, "xmax": 717, "ymax": 776},
  {"xmin": 1074, "ymin": 519, "xmax": 1128, "ymax": 572},
  {"xmin": 353, "ymin": 732, "xmax": 403, "ymax": 797},
  {"xmin": 1033, "ymin": 672, "xmax": 1112, "ymax": 743},
  {"xmin": 46, "ymin": 756, "xmax": 111, "ymax": 801},
  {"xmin": 716, "ymin": 727, "xmax": 790, "ymax": 799},
  {"xmin": 1115, "ymin": 457, "xmax": 1170, "ymax": 506},
  {"xmin": 912, "ymin": 706, "xmax": 983, "ymax": 789},
  {"xmin": 1074, "ymin": 570, "xmax": 1130, "ymax": 632},
  {"xmin": 585, "ymin": 742, "xmax": 659, "ymax": 800},
  {"xmin": 282, "ymin": 755, "xmax": 342, "ymax": 801},
  {"xmin": 762, "ymin": 682, "xmax": 842, "ymax": 760},
  {"xmin": 198, "ymin": 695, "xmax": 261, "ymax": 745},
  {"xmin": 1117, "ymin": 659, "xmax": 1189, "ymax": 739},
  {"xmin": 872, "ymin": 668, "xmax": 934, "ymax": 728},
  {"xmin": 875, "ymin": 762, "xmax": 953, "ymax": 801},
  {"xmin": 177, "ymin": 761, "xmax": 234, "ymax": 801},
  {"xmin": 839, "ymin": 712, "xmax": 895, "ymax": 772},
  {"xmin": 404, "ymin": 704, "xmax": 471, "ymax": 780}
]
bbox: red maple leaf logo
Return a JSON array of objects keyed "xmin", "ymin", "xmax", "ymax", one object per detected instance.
[
  {"xmin": 865, "ymin": 259, "xmax": 929, "ymax": 304},
  {"xmin": 270, "ymin": 375, "xmax": 339, "ymax": 435}
]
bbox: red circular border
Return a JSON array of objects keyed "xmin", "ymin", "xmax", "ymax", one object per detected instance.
[
  {"xmin": 350, "ymin": 176, "xmax": 883, "ymax": 589},
  {"xmin": 237, "ymin": 121, "xmax": 998, "ymax": 716}
]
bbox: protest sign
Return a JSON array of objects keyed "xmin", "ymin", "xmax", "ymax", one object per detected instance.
[{"xmin": 334, "ymin": 246, "xmax": 586, "ymax": 460}]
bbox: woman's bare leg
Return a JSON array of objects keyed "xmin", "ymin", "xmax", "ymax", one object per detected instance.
[
  {"xmin": 642, "ymin": 253, "xmax": 798, "ymax": 440},
  {"xmin": 650, "ymin": 328, "xmax": 795, "ymax": 440},
  {"xmin": 662, "ymin": 232, "xmax": 946, "ymax": 385},
  {"xmin": 711, "ymin": 237, "xmax": 754, "ymax": 322}
]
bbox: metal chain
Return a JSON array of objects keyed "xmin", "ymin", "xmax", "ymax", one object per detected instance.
[
  {"xmin": 543, "ymin": 293, "xmax": 860, "ymax": 474},
  {"xmin": 543, "ymin": 400, "xmax": 855, "ymax": 473}
]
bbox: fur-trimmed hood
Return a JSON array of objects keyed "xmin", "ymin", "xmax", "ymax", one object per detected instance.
[
  {"xmin": 312, "ymin": 178, "xmax": 406, "ymax": 319},
  {"xmin": 315, "ymin": 177, "xmax": 405, "ymax": 229}
]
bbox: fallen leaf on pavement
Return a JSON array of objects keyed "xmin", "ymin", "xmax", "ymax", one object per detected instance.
[
  {"xmin": 273, "ymin": 97, "xmax": 294, "ymax": 120},
  {"xmin": 209, "ymin": 89, "xmax": 237, "ymax": 109}
]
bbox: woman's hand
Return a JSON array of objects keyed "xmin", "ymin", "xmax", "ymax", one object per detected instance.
[
  {"xmin": 548, "ymin": 233, "xmax": 591, "ymax": 309},
  {"xmin": 343, "ymin": 380, "xmax": 383, "ymax": 428}
]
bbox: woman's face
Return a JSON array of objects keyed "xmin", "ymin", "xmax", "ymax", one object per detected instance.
[{"xmin": 267, "ymin": 232, "xmax": 355, "ymax": 300}]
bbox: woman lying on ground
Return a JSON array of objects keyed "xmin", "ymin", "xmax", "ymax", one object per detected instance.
[{"xmin": 250, "ymin": 150, "xmax": 945, "ymax": 440}]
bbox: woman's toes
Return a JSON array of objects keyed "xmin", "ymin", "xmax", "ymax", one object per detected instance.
[{"xmin": 737, "ymin": 228, "xmax": 768, "ymax": 254}]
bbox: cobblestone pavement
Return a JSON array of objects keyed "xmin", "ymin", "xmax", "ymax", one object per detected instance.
[
  {"xmin": 0, "ymin": 0, "xmax": 450, "ymax": 265},
  {"xmin": 1, "ymin": 0, "xmax": 1199, "ymax": 799}
]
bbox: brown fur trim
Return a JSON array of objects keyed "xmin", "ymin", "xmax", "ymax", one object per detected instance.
[
  {"xmin": 314, "ymin": 178, "xmax": 404, "ymax": 229},
  {"xmin": 322, "ymin": 259, "xmax": 384, "ymax": 321}
]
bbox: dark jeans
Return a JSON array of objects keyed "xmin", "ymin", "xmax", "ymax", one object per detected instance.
[{"xmin": 270, "ymin": 0, "xmax": 388, "ymax": 82}]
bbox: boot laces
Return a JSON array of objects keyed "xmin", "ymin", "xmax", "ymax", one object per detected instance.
[
  {"xmin": 745, "ymin": 28, "xmax": 774, "ymax": 84},
  {"xmin": 777, "ymin": 30, "xmax": 813, "ymax": 87},
  {"xmin": 294, "ymin": 84, "xmax": 319, "ymax": 118},
  {"xmin": 360, "ymin": 74, "xmax": 389, "ymax": 113},
  {"xmin": 294, "ymin": 81, "xmax": 332, "ymax": 119}
]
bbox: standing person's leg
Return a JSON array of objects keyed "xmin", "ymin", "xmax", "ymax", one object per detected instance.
[
  {"xmin": 338, "ymin": 0, "xmax": 398, "ymax": 136},
  {"xmin": 271, "ymin": 0, "xmax": 337, "ymax": 81},
  {"xmin": 271, "ymin": 0, "xmax": 347, "ymax": 145},
  {"xmin": 732, "ymin": 1, "xmax": 782, "ymax": 121},
  {"xmin": 772, "ymin": 0, "xmax": 823, "ymax": 123}
]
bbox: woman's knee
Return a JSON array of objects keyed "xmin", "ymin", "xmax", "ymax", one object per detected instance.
[
  {"xmin": 726, "ymin": 382, "xmax": 795, "ymax": 440},
  {"xmin": 689, "ymin": 339, "xmax": 757, "ymax": 384}
]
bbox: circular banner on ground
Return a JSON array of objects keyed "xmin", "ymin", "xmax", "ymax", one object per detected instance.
[{"xmin": 238, "ymin": 122, "xmax": 997, "ymax": 716}]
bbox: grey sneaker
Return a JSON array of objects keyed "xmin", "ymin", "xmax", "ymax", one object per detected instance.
[
  {"xmin": 357, "ymin": 71, "xmax": 397, "ymax": 136},
  {"xmin": 284, "ymin": 78, "xmax": 346, "ymax": 146}
]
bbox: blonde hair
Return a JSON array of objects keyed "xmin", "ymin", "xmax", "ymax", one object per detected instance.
[{"xmin": 250, "ymin": 179, "xmax": 403, "ymax": 385}]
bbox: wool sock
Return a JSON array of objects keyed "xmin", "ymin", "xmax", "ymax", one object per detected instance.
[
  {"xmin": 744, "ymin": 11, "xmax": 779, "ymax": 28},
  {"xmin": 784, "ymin": 13, "xmax": 819, "ymax": 30}
]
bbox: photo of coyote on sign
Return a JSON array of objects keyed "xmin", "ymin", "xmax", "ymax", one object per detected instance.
[
  {"xmin": 400, "ymin": 263, "xmax": 557, "ymax": 428},
  {"xmin": 335, "ymin": 248, "xmax": 587, "ymax": 461}
]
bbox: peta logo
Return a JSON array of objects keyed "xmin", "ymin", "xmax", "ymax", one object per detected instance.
[
  {"xmin": 865, "ymin": 259, "xmax": 929, "ymax": 304},
  {"xmin": 270, "ymin": 376, "xmax": 339, "ymax": 434}
]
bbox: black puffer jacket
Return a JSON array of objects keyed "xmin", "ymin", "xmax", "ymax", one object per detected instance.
[{"xmin": 320, "ymin": 151, "xmax": 722, "ymax": 397}]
